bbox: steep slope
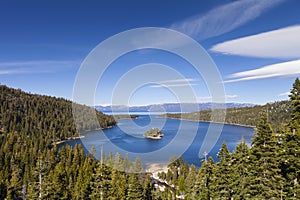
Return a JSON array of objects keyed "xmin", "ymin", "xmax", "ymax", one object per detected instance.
[
  {"xmin": 0, "ymin": 85, "xmax": 117, "ymax": 199},
  {"xmin": 163, "ymin": 101, "xmax": 291, "ymax": 133},
  {"xmin": 0, "ymin": 85, "xmax": 116, "ymax": 142}
]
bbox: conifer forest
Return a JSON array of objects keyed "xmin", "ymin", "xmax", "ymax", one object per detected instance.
[{"xmin": 0, "ymin": 78, "xmax": 300, "ymax": 199}]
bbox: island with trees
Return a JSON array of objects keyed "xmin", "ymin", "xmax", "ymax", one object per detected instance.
[
  {"xmin": 144, "ymin": 128, "xmax": 164, "ymax": 139},
  {"xmin": 113, "ymin": 114, "xmax": 139, "ymax": 120}
]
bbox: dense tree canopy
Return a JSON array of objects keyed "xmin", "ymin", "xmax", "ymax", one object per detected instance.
[
  {"xmin": 163, "ymin": 100, "xmax": 291, "ymax": 133},
  {"xmin": 1, "ymin": 78, "xmax": 300, "ymax": 199}
]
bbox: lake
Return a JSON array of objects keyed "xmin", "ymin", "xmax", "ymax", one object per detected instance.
[{"xmin": 62, "ymin": 114, "xmax": 254, "ymax": 168}]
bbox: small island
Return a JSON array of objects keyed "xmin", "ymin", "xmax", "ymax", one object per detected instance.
[
  {"xmin": 114, "ymin": 114, "xmax": 139, "ymax": 120},
  {"xmin": 144, "ymin": 128, "xmax": 164, "ymax": 140}
]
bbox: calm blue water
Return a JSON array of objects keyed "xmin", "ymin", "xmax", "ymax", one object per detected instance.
[{"xmin": 63, "ymin": 115, "xmax": 254, "ymax": 167}]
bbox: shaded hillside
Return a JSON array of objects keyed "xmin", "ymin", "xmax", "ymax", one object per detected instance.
[
  {"xmin": 0, "ymin": 85, "xmax": 116, "ymax": 142},
  {"xmin": 162, "ymin": 101, "xmax": 291, "ymax": 133},
  {"xmin": 0, "ymin": 85, "xmax": 156, "ymax": 200}
]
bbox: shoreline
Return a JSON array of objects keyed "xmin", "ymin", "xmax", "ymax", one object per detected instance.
[
  {"xmin": 146, "ymin": 163, "xmax": 168, "ymax": 174},
  {"xmin": 113, "ymin": 114, "xmax": 139, "ymax": 120},
  {"xmin": 53, "ymin": 125, "xmax": 115, "ymax": 146},
  {"xmin": 161, "ymin": 116, "xmax": 256, "ymax": 129},
  {"xmin": 53, "ymin": 135, "xmax": 85, "ymax": 145},
  {"xmin": 144, "ymin": 136, "xmax": 163, "ymax": 140}
]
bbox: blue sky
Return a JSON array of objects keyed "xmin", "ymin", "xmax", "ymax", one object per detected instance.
[{"xmin": 1, "ymin": 0, "xmax": 300, "ymax": 106}]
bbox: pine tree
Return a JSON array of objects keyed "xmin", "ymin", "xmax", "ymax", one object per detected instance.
[
  {"xmin": 114, "ymin": 152, "xmax": 125, "ymax": 172},
  {"xmin": 126, "ymin": 174, "xmax": 144, "ymax": 200},
  {"xmin": 89, "ymin": 172, "xmax": 102, "ymax": 200},
  {"xmin": 45, "ymin": 161, "xmax": 70, "ymax": 200},
  {"xmin": 7, "ymin": 158, "xmax": 22, "ymax": 200},
  {"xmin": 177, "ymin": 176, "xmax": 186, "ymax": 197},
  {"xmin": 184, "ymin": 164, "xmax": 197, "ymax": 198},
  {"xmin": 192, "ymin": 156, "xmax": 215, "ymax": 200},
  {"xmin": 231, "ymin": 137, "xmax": 251, "ymax": 199},
  {"xmin": 246, "ymin": 113, "xmax": 284, "ymax": 199},
  {"xmin": 26, "ymin": 156, "xmax": 49, "ymax": 199},
  {"xmin": 109, "ymin": 169, "xmax": 127, "ymax": 200},
  {"xmin": 212, "ymin": 142, "xmax": 233, "ymax": 199},
  {"xmin": 143, "ymin": 175, "xmax": 154, "ymax": 200},
  {"xmin": 89, "ymin": 162, "xmax": 112, "ymax": 200},
  {"xmin": 134, "ymin": 157, "xmax": 143, "ymax": 173},
  {"xmin": 289, "ymin": 78, "xmax": 300, "ymax": 130},
  {"xmin": 281, "ymin": 78, "xmax": 300, "ymax": 198}
]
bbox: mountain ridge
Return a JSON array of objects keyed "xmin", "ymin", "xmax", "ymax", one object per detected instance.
[{"xmin": 95, "ymin": 102, "xmax": 255, "ymax": 113}]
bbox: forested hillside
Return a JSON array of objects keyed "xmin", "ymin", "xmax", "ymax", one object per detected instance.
[
  {"xmin": 156, "ymin": 78, "xmax": 300, "ymax": 199},
  {"xmin": 0, "ymin": 85, "xmax": 116, "ymax": 141},
  {"xmin": 0, "ymin": 85, "xmax": 120, "ymax": 199},
  {"xmin": 163, "ymin": 100, "xmax": 291, "ymax": 133},
  {"xmin": 0, "ymin": 78, "xmax": 299, "ymax": 199}
]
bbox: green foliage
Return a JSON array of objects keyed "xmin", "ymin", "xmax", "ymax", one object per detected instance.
[
  {"xmin": 0, "ymin": 85, "xmax": 118, "ymax": 199},
  {"xmin": 163, "ymin": 100, "xmax": 291, "ymax": 133},
  {"xmin": 212, "ymin": 142, "xmax": 233, "ymax": 199},
  {"xmin": 1, "ymin": 79, "xmax": 300, "ymax": 199},
  {"xmin": 126, "ymin": 174, "xmax": 144, "ymax": 200},
  {"xmin": 109, "ymin": 169, "xmax": 127, "ymax": 200},
  {"xmin": 191, "ymin": 157, "xmax": 215, "ymax": 200},
  {"xmin": 0, "ymin": 85, "xmax": 116, "ymax": 142},
  {"xmin": 280, "ymin": 77, "xmax": 300, "ymax": 198},
  {"xmin": 144, "ymin": 128, "xmax": 164, "ymax": 139},
  {"xmin": 157, "ymin": 79, "xmax": 300, "ymax": 199},
  {"xmin": 289, "ymin": 77, "xmax": 300, "ymax": 130},
  {"xmin": 143, "ymin": 176, "xmax": 154, "ymax": 200},
  {"xmin": 246, "ymin": 113, "xmax": 284, "ymax": 198},
  {"xmin": 231, "ymin": 137, "xmax": 251, "ymax": 199}
]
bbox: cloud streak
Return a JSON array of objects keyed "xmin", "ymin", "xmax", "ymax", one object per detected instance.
[
  {"xmin": 151, "ymin": 83, "xmax": 198, "ymax": 88},
  {"xmin": 0, "ymin": 60, "xmax": 79, "ymax": 75},
  {"xmin": 197, "ymin": 94, "xmax": 238, "ymax": 101},
  {"xmin": 278, "ymin": 92, "xmax": 290, "ymax": 97},
  {"xmin": 150, "ymin": 78, "xmax": 198, "ymax": 88},
  {"xmin": 211, "ymin": 25, "xmax": 300, "ymax": 59},
  {"xmin": 225, "ymin": 59, "xmax": 300, "ymax": 83},
  {"xmin": 170, "ymin": 0, "xmax": 284, "ymax": 40},
  {"xmin": 159, "ymin": 78, "xmax": 196, "ymax": 84}
]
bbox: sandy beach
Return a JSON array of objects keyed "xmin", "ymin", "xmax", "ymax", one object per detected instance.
[{"xmin": 146, "ymin": 163, "xmax": 168, "ymax": 178}]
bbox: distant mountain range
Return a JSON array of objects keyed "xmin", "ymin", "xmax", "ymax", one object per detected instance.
[{"xmin": 95, "ymin": 103, "xmax": 255, "ymax": 113}]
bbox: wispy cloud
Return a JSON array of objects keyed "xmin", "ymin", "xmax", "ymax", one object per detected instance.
[
  {"xmin": 150, "ymin": 78, "xmax": 197, "ymax": 88},
  {"xmin": 170, "ymin": 0, "xmax": 284, "ymax": 40},
  {"xmin": 225, "ymin": 59, "xmax": 300, "ymax": 83},
  {"xmin": 211, "ymin": 25, "xmax": 300, "ymax": 59},
  {"xmin": 278, "ymin": 92, "xmax": 290, "ymax": 97},
  {"xmin": 0, "ymin": 60, "xmax": 79, "ymax": 75},
  {"xmin": 158, "ymin": 78, "xmax": 196, "ymax": 84},
  {"xmin": 197, "ymin": 94, "xmax": 238, "ymax": 101},
  {"xmin": 151, "ymin": 83, "xmax": 198, "ymax": 88},
  {"xmin": 0, "ymin": 69, "xmax": 30, "ymax": 75},
  {"xmin": 225, "ymin": 94, "xmax": 238, "ymax": 99}
]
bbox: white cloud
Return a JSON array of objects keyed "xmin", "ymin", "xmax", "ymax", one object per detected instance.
[
  {"xmin": 0, "ymin": 69, "xmax": 26, "ymax": 75},
  {"xmin": 151, "ymin": 83, "xmax": 198, "ymax": 88},
  {"xmin": 159, "ymin": 78, "xmax": 196, "ymax": 84},
  {"xmin": 150, "ymin": 78, "xmax": 198, "ymax": 88},
  {"xmin": 278, "ymin": 92, "xmax": 290, "ymax": 96},
  {"xmin": 211, "ymin": 25, "xmax": 300, "ymax": 59},
  {"xmin": 225, "ymin": 94, "xmax": 238, "ymax": 99},
  {"xmin": 197, "ymin": 94, "xmax": 238, "ymax": 101},
  {"xmin": 197, "ymin": 96, "xmax": 213, "ymax": 101},
  {"xmin": 170, "ymin": 0, "xmax": 284, "ymax": 40},
  {"xmin": 225, "ymin": 59, "xmax": 300, "ymax": 83},
  {"xmin": 0, "ymin": 60, "xmax": 79, "ymax": 75}
]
